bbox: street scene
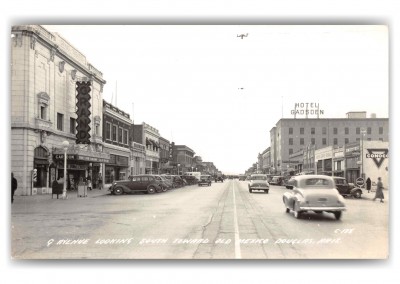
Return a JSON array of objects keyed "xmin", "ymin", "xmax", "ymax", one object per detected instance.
[
  {"xmin": 11, "ymin": 179, "xmax": 388, "ymax": 259},
  {"xmin": 10, "ymin": 25, "xmax": 389, "ymax": 260}
]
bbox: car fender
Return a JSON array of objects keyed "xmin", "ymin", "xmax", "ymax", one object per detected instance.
[
  {"xmin": 350, "ymin": 187, "xmax": 362, "ymax": 195},
  {"xmin": 113, "ymin": 184, "xmax": 130, "ymax": 193}
]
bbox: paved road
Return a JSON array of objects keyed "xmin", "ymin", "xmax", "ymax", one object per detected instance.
[{"xmin": 11, "ymin": 180, "xmax": 388, "ymax": 259}]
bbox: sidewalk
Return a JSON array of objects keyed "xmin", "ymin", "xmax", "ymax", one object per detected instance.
[{"xmin": 361, "ymin": 188, "xmax": 389, "ymax": 202}]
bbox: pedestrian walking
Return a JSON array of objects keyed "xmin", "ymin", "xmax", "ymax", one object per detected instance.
[
  {"xmin": 87, "ymin": 175, "xmax": 92, "ymax": 191},
  {"xmin": 11, "ymin": 172, "xmax": 18, "ymax": 203},
  {"xmin": 98, "ymin": 173, "xmax": 103, "ymax": 190},
  {"xmin": 366, "ymin": 177, "xmax": 372, "ymax": 193},
  {"xmin": 373, "ymin": 177, "xmax": 384, "ymax": 203}
]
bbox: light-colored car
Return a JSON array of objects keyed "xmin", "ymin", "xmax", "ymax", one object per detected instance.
[
  {"xmin": 198, "ymin": 175, "xmax": 212, "ymax": 186},
  {"xmin": 248, "ymin": 174, "xmax": 269, "ymax": 193},
  {"xmin": 283, "ymin": 175, "xmax": 346, "ymax": 220}
]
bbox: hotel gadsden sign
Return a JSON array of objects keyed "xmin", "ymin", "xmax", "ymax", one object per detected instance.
[{"xmin": 291, "ymin": 103, "xmax": 324, "ymax": 117}]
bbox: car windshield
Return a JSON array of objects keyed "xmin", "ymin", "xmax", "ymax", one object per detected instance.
[
  {"xmin": 252, "ymin": 176, "xmax": 266, "ymax": 180},
  {"xmin": 201, "ymin": 176, "xmax": 209, "ymax": 179}
]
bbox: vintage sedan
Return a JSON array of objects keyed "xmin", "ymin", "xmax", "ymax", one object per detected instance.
[
  {"xmin": 248, "ymin": 174, "xmax": 269, "ymax": 193},
  {"xmin": 109, "ymin": 175, "xmax": 165, "ymax": 195},
  {"xmin": 283, "ymin": 175, "xmax": 346, "ymax": 220},
  {"xmin": 198, "ymin": 175, "xmax": 212, "ymax": 186},
  {"xmin": 333, "ymin": 177, "xmax": 363, "ymax": 199}
]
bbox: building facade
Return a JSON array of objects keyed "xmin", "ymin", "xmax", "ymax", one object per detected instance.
[
  {"xmin": 159, "ymin": 136, "xmax": 172, "ymax": 174},
  {"xmin": 174, "ymin": 145, "xmax": 195, "ymax": 174},
  {"xmin": 270, "ymin": 112, "xmax": 388, "ymax": 175},
  {"xmin": 133, "ymin": 123, "xmax": 160, "ymax": 174},
  {"xmin": 11, "ymin": 25, "xmax": 108, "ymax": 195},
  {"xmin": 102, "ymin": 100, "xmax": 132, "ymax": 183}
]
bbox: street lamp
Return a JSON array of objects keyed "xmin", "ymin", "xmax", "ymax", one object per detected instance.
[{"xmin": 62, "ymin": 140, "xmax": 69, "ymax": 199}]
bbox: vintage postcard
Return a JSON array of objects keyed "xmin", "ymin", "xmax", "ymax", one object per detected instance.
[{"xmin": 10, "ymin": 25, "xmax": 389, "ymax": 259}]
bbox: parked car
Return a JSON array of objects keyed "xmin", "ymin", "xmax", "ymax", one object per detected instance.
[
  {"xmin": 283, "ymin": 175, "xmax": 346, "ymax": 220},
  {"xmin": 157, "ymin": 175, "xmax": 172, "ymax": 191},
  {"xmin": 109, "ymin": 175, "xmax": 165, "ymax": 195},
  {"xmin": 333, "ymin": 177, "xmax": 363, "ymax": 199},
  {"xmin": 172, "ymin": 175, "xmax": 185, "ymax": 188},
  {"xmin": 248, "ymin": 174, "xmax": 269, "ymax": 193},
  {"xmin": 182, "ymin": 175, "xmax": 198, "ymax": 185},
  {"xmin": 198, "ymin": 175, "xmax": 212, "ymax": 186},
  {"xmin": 270, "ymin": 176, "xmax": 285, "ymax": 186}
]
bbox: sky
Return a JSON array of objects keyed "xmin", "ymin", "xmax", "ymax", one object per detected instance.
[{"xmin": 42, "ymin": 25, "xmax": 389, "ymax": 174}]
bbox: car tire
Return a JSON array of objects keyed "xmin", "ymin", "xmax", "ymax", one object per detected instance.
[
  {"xmin": 285, "ymin": 207, "xmax": 290, "ymax": 213},
  {"xmin": 113, "ymin": 187, "xmax": 123, "ymax": 195},
  {"xmin": 354, "ymin": 190, "xmax": 362, "ymax": 199},
  {"xmin": 249, "ymin": 188, "xmax": 253, "ymax": 193},
  {"xmin": 147, "ymin": 186, "xmax": 156, "ymax": 194},
  {"xmin": 265, "ymin": 190, "xmax": 269, "ymax": 194},
  {"xmin": 162, "ymin": 186, "xmax": 168, "ymax": 192},
  {"xmin": 334, "ymin": 212, "xmax": 342, "ymax": 220}
]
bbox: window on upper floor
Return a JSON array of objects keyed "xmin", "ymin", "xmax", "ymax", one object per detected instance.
[
  {"xmin": 311, "ymin": 138, "xmax": 315, "ymax": 145},
  {"xmin": 40, "ymin": 106, "xmax": 46, "ymax": 120},
  {"xmin": 345, "ymin": 138, "xmax": 349, "ymax": 144},
  {"xmin": 57, "ymin": 113, "xmax": 64, "ymax": 131},
  {"xmin": 300, "ymin": 128, "xmax": 304, "ymax": 135},
  {"xmin": 289, "ymin": 138, "xmax": 293, "ymax": 145},
  {"xmin": 124, "ymin": 129, "xmax": 128, "ymax": 145},
  {"xmin": 289, "ymin": 128, "xmax": 293, "ymax": 135},
  {"xmin": 367, "ymin": 127, "xmax": 372, "ymax": 134},
  {"xmin": 112, "ymin": 125, "xmax": 117, "ymax": 141},
  {"xmin": 70, "ymin": 118, "xmax": 76, "ymax": 134},
  {"xmin": 300, "ymin": 138, "xmax": 304, "ymax": 145},
  {"xmin": 311, "ymin": 128, "xmax": 315, "ymax": 135},
  {"xmin": 379, "ymin": 127, "xmax": 383, "ymax": 135},
  {"xmin": 118, "ymin": 127, "xmax": 123, "ymax": 143},
  {"xmin": 322, "ymin": 138, "xmax": 327, "ymax": 145},
  {"xmin": 106, "ymin": 122, "xmax": 111, "ymax": 140},
  {"xmin": 334, "ymin": 138, "xmax": 338, "ymax": 145},
  {"xmin": 333, "ymin": 128, "xmax": 337, "ymax": 135},
  {"xmin": 289, "ymin": 149, "xmax": 293, "ymax": 155},
  {"xmin": 345, "ymin": 127, "xmax": 349, "ymax": 135},
  {"xmin": 356, "ymin": 127, "xmax": 360, "ymax": 134},
  {"xmin": 322, "ymin": 127, "xmax": 327, "ymax": 135}
]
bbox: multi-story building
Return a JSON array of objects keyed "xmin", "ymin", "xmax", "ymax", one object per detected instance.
[
  {"xmin": 130, "ymin": 142, "xmax": 146, "ymax": 176},
  {"xmin": 174, "ymin": 145, "xmax": 195, "ymax": 174},
  {"xmin": 11, "ymin": 25, "xmax": 108, "ymax": 195},
  {"xmin": 270, "ymin": 112, "xmax": 388, "ymax": 175},
  {"xmin": 202, "ymin": 161, "xmax": 218, "ymax": 176},
  {"xmin": 102, "ymin": 100, "xmax": 132, "ymax": 183},
  {"xmin": 133, "ymin": 122, "xmax": 160, "ymax": 174},
  {"xmin": 159, "ymin": 136, "xmax": 172, "ymax": 174},
  {"xmin": 258, "ymin": 148, "xmax": 271, "ymax": 174}
]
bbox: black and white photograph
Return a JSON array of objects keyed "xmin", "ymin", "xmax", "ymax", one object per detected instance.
[
  {"xmin": 10, "ymin": 24, "xmax": 389, "ymax": 260},
  {"xmin": 3, "ymin": 1, "xmax": 400, "ymax": 283}
]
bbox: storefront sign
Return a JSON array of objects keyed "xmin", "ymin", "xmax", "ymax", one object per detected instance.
[
  {"xmin": 366, "ymin": 148, "xmax": 389, "ymax": 168},
  {"xmin": 77, "ymin": 155, "xmax": 109, "ymax": 163},
  {"xmin": 54, "ymin": 154, "xmax": 77, "ymax": 160}
]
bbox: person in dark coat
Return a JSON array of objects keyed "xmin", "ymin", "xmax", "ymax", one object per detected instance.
[
  {"xmin": 373, "ymin": 177, "xmax": 384, "ymax": 203},
  {"xmin": 366, "ymin": 177, "xmax": 372, "ymax": 193},
  {"xmin": 11, "ymin": 172, "xmax": 18, "ymax": 203}
]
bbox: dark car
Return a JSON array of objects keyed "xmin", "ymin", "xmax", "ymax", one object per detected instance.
[
  {"xmin": 270, "ymin": 176, "xmax": 285, "ymax": 186},
  {"xmin": 198, "ymin": 175, "xmax": 212, "ymax": 186},
  {"xmin": 215, "ymin": 176, "xmax": 224, "ymax": 182},
  {"xmin": 182, "ymin": 175, "xmax": 198, "ymax": 185},
  {"xmin": 333, "ymin": 177, "xmax": 363, "ymax": 199},
  {"xmin": 172, "ymin": 175, "xmax": 185, "ymax": 188},
  {"xmin": 109, "ymin": 175, "xmax": 164, "ymax": 195},
  {"xmin": 238, "ymin": 175, "xmax": 246, "ymax": 181}
]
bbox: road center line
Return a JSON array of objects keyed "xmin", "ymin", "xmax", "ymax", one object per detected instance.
[{"xmin": 232, "ymin": 181, "xmax": 242, "ymax": 259}]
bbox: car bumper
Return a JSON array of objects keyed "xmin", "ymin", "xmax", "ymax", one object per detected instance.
[
  {"xmin": 299, "ymin": 206, "xmax": 346, "ymax": 211},
  {"xmin": 250, "ymin": 187, "xmax": 269, "ymax": 190}
]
